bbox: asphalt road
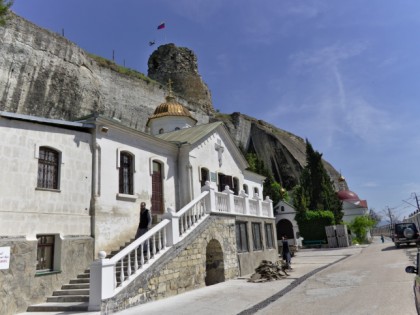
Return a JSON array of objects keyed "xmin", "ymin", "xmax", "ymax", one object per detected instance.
[
  {"xmin": 256, "ymin": 238, "xmax": 418, "ymax": 315},
  {"xmin": 19, "ymin": 237, "xmax": 418, "ymax": 315}
]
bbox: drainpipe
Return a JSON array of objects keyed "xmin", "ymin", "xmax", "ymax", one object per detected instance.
[
  {"xmin": 90, "ymin": 125, "xmax": 100, "ymax": 256},
  {"xmin": 175, "ymin": 141, "xmax": 187, "ymax": 210}
]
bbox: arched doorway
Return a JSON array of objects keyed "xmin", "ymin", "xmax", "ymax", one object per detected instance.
[
  {"xmin": 276, "ymin": 219, "xmax": 294, "ymax": 240},
  {"xmin": 205, "ymin": 239, "xmax": 225, "ymax": 286}
]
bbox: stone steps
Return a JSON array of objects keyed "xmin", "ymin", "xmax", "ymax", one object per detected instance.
[
  {"xmin": 26, "ymin": 302, "xmax": 90, "ymax": 312},
  {"xmin": 25, "ymin": 238, "xmax": 148, "ymax": 313}
]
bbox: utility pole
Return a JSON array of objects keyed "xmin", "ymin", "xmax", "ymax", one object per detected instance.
[
  {"xmin": 413, "ymin": 193, "xmax": 420, "ymax": 212},
  {"xmin": 387, "ymin": 206, "xmax": 393, "ymax": 226}
]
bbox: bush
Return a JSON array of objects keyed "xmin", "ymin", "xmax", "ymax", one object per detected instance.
[
  {"xmin": 348, "ymin": 215, "xmax": 375, "ymax": 244},
  {"xmin": 297, "ymin": 210, "xmax": 335, "ymax": 241}
]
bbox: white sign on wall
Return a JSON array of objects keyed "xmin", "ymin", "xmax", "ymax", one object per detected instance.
[{"xmin": 0, "ymin": 247, "xmax": 11, "ymax": 270}]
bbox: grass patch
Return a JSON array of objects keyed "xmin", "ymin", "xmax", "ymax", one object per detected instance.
[{"xmin": 87, "ymin": 53, "xmax": 155, "ymax": 84}]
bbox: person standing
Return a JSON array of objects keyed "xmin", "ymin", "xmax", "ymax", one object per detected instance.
[
  {"xmin": 135, "ymin": 202, "xmax": 152, "ymax": 239},
  {"xmin": 282, "ymin": 235, "xmax": 292, "ymax": 268}
]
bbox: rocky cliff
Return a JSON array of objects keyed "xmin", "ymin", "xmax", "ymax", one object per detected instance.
[
  {"xmin": 0, "ymin": 13, "xmax": 340, "ymax": 191},
  {"xmin": 0, "ymin": 13, "xmax": 210, "ymax": 131}
]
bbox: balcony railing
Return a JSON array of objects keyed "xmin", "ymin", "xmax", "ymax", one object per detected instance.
[{"xmin": 88, "ymin": 181, "xmax": 273, "ymax": 311}]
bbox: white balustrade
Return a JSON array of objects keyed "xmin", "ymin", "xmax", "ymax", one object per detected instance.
[{"xmin": 89, "ymin": 181, "xmax": 273, "ymax": 311}]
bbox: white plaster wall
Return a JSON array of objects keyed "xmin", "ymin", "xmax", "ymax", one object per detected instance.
[
  {"xmin": 243, "ymin": 171, "xmax": 265, "ymax": 199},
  {"xmin": 274, "ymin": 201, "xmax": 300, "ymax": 241},
  {"xmin": 149, "ymin": 116, "xmax": 196, "ymax": 135},
  {"xmin": 0, "ymin": 118, "xmax": 92, "ymax": 237},
  {"xmin": 342, "ymin": 201, "xmax": 369, "ymax": 224},
  {"xmin": 93, "ymin": 127, "xmax": 178, "ymax": 254},
  {"xmin": 187, "ymin": 131, "xmax": 246, "ymax": 201}
]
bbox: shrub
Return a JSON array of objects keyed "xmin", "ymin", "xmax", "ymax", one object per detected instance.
[{"xmin": 297, "ymin": 210, "xmax": 335, "ymax": 241}]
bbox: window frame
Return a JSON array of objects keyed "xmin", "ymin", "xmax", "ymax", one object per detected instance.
[
  {"xmin": 265, "ymin": 223, "xmax": 274, "ymax": 249},
  {"xmin": 36, "ymin": 235, "xmax": 55, "ymax": 273},
  {"xmin": 119, "ymin": 151, "xmax": 134, "ymax": 195},
  {"xmin": 235, "ymin": 221, "xmax": 249, "ymax": 253},
  {"xmin": 252, "ymin": 222, "xmax": 263, "ymax": 251},
  {"xmin": 37, "ymin": 146, "xmax": 60, "ymax": 190}
]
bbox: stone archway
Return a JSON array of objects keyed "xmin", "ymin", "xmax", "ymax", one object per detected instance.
[
  {"xmin": 276, "ymin": 219, "xmax": 294, "ymax": 240},
  {"xmin": 205, "ymin": 239, "xmax": 225, "ymax": 286}
]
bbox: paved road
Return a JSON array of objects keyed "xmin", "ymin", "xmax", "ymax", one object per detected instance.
[
  {"xmin": 116, "ymin": 246, "xmax": 365, "ymax": 315},
  {"xmin": 256, "ymin": 238, "xmax": 417, "ymax": 315},
  {"xmin": 19, "ymin": 237, "xmax": 418, "ymax": 315}
]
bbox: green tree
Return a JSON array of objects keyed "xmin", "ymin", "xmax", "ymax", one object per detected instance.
[
  {"xmin": 0, "ymin": 0, "xmax": 13, "ymax": 26},
  {"xmin": 245, "ymin": 152, "xmax": 285, "ymax": 205},
  {"xmin": 349, "ymin": 215, "xmax": 376, "ymax": 243},
  {"xmin": 298, "ymin": 140, "xmax": 343, "ymax": 223}
]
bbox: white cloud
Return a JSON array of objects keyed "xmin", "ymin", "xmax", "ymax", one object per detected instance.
[{"xmin": 290, "ymin": 41, "xmax": 368, "ymax": 70}]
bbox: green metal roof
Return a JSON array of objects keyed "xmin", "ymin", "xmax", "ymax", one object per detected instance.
[{"xmin": 156, "ymin": 121, "xmax": 224, "ymax": 144}]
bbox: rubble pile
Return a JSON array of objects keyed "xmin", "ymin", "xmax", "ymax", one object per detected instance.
[{"xmin": 248, "ymin": 260, "xmax": 289, "ymax": 283}]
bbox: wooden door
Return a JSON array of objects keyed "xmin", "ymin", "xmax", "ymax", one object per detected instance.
[{"xmin": 151, "ymin": 161, "xmax": 163, "ymax": 215}]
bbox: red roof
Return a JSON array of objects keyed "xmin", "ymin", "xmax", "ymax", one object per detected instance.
[{"xmin": 337, "ymin": 190, "xmax": 360, "ymax": 201}]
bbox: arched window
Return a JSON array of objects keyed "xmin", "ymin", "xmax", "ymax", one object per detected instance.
[
  {"xmin": 254, "ymin": 187, "xmax": 259, "ymax": 197},
  {"xmin": 233, "ymin": 177, "xmax": 239, "ymax": 195},
  {"xmin": 37, "ymin": 147, "xmax": 60, "ymax": 189},
  {"xmin": 243, "ymin": 184, "xmax": 249, "ymax": 195},
  {"xmin": 200, "ymin": 167, "xmax": 210, "ymax": 187},
  {"xmin": 159, "ymin": 128, "xmax": 164, "ymax": 134},
  {"xmin": 119, "ymin": 152, "xmax": 134, "ymax": 195},
  {"xmin": 281, "ymin": 206, "xmax": 285, "ymax": 212}
]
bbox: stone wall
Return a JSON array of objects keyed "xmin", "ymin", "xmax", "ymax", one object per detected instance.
[
  {"xmin": 102, "ymin": 215, "xmax": 238, "ymax": 313},
  {"xmin": 0, "ymin": 235, "xmax": 94, "ymax": 315},
  {"xmin": 101, "ymin": 214, "xmax": 278, "ymax": 314}
]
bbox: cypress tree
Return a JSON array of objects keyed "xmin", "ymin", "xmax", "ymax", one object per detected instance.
[{"xmin": 297, "ymin": 139, "xmax": 343, "ymax": 223}]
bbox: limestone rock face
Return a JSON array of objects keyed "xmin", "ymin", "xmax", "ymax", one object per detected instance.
[
  {"xmin": 148, "ymin": 43, "xmax": 214, "ymax": 114},
  {"xmin": 0, "ymin": 14, "xmax": 209, "ymax": 131},
  {"xmin": 213, "ymin": 112, "xmax": 341, "ymax": 190},
  {"xmin": 0, "ymin": 13, "xmax": 341, "ymax": 189}
]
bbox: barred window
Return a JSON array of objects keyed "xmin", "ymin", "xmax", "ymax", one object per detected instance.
[
  {"xmin": 252, "ymin": 222, "xmax": 262, "ymax": 251},
  {"xmin": 36, "ymin": 235, "xmax": 55, "ymax": 272},
  {"xmin": 235, "ymin": 222, "xmax": 249, "ymax": 253},
  {"xmin": 37, "ymin": 147, "xmax": 59, "ymax": 189},
  {"xmin": 119, "ymin": 152, "xmax": 134, "ymax": 195},
  {"xmin": 265, "ymin": 223, "xmax": 274, "ymax": 248}
]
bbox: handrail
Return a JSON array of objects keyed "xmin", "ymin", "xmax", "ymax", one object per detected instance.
[
  {"xmin": 110, "ymin": 219, "xmax": 170, "ymax": 263},
  {"xmin": 173, "ymin": 191, "xmax": 208, "ymax": 218},
  {"xmin": 89, "ymin": 183, "xmax": 274, "ymax": 311}
]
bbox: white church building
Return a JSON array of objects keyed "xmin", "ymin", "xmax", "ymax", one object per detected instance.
[{"xmin": 0, "ymin": 91, "xmax": 277, "ymax": 314}]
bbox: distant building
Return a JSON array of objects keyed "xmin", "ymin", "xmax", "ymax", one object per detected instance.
[
  {"xmin": 273, "ymin": 199, "xmax": 302, "ymax": 248},
  {"xmin": 337, "ymin": 175, "xmax": 369, "ymax": 224}
]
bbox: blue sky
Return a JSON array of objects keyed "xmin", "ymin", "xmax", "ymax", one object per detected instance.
[{"xmin": 11, "ymin": 0, "xmax": 420, "ymax": 221}]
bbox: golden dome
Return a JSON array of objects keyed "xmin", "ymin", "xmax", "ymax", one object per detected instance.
[{"xmin": 147, "ymin": 95, "xmax": 197, "ymax": 126}]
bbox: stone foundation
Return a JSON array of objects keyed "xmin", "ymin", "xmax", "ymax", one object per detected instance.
[{"xmin": 0, "ymin": 235, "xmax": 94, "ymax": 315}]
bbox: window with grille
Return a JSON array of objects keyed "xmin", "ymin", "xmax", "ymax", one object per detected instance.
[
  {"xmin": 36, "ymin": 235, "xmax": 55, "ymax": 272},
  {"xmin": 37, "ymin": 147, "xmax": 59, "ymax": 189},
  {"xmin": 265, "ymin": 223, "xmax": 274, "ymax": 248},
  {"xmin": 235, "ymin": 221, "xmax": 249, "ymax": 252},
  {"xmin": 119, "ymin": 152, "xmax": 134, "ymax": 195},
  {"xmin": 252, "ymin": 222, "xmax": 262, "ymax": 251}
]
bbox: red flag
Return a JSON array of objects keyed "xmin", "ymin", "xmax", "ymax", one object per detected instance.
[{"xmin": 157, "ymin": 22, "xmax": 165, "ymax": 30}]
